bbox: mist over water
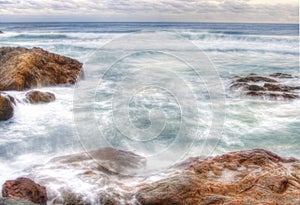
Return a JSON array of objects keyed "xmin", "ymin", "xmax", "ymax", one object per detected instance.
[{"xmin": 0, "ymin": 22, "xmax": 299, "ymax": 194}]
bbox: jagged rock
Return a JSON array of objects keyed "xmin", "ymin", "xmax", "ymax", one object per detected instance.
[
  {"xmin": 2, "ymin": 177, "xmax": 48, "ymax": 205},
  {"xmin": 135, "ymin": 149, "xmax": 300, "ymax": 205},
  {"xmin": 231, "ymin": 73, "xmax": 299, "ymax": 100},
  {"xmin": 0, "ymin": 47, "xmax": 83, "ymax": 91},
  {"xmin": 0, "ymin": 197, "xmax": 39, "ymax": 205},
  {"xmin": 29, "ymin": 148, "xmax": 300, "ymax": 205},
  {"xmin": 0, "ymin": 92, "xmax": 15, "ymax": 121},
  {"xmin": 25, "ymin": 90, "xmax": 55, "ymax": 104}
]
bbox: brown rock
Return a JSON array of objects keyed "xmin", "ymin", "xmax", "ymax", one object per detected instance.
[
  {"xmin": 270, "ymin": 73, "xmax": 293, "ymax": 78},
  {"xmin": 2, "ymin": 177, "xmax": 48, "ymax": 205},
  {"xmin": 235, "ymin": 75, "xmax": 277, "ymax": 83},
  {"xmin": 248, "ymin": 84, "xmax": 264, "ymax": 91},
  {"xmin": 0, "ymin": 93, "xmax": 14, "ymax": 121},
  {"xmin": 231, "ymin": 73, "xmax": 299, "ymax": 100},
  {"xmin": 0, "ymin": 47, "xmax": 83, "ymax": 91},
  {"xmin": 135, "ymin": 149, "xmax": 300, "ymax": 205},
  {"xmin": 25, "ymin": 90, "xmax": 55, "ymax": 104}
]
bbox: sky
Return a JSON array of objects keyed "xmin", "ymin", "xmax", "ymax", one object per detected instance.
[{"xmin": 0, "ymin": 0, "xmax": 299, "ymax": 23}]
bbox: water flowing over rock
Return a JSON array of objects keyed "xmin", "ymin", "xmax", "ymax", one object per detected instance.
[
  {"xmin": 0, "ymin": 197, "xmax": 39, "ymax": 205},
  {"xmin": 0, "ymin": 47, "xmax": 83, "ymax": 91},
  {"xmin": 230, "ymin": 73, "xmax": 300, "ymax": 100},
  {"xmin": 0, "ymin": 92, "xmax": 15, "ymax": 121},
  {"xmin": 2, "ymin": 177, "xmax": 48, "ymax": 205},
  {"xmin": 21, "ymin": 148, "xmax": 300, "ymax": 205},
  {"xmin": 25, "ymin": 90, "xmax": 56, "ymax": 104}
]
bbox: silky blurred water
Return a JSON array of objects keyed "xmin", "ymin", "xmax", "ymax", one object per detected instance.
[{"xmin": 0, "ymin": 22, "xmax": 299, "ymax": 188}]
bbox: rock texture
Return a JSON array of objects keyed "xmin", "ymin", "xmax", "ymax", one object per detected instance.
[
  {"xmin": 0, "ymin": 92, "xmax": 15, "ymax": 121},
  {"xmin": 135, "ymin": 149, "xmax": 300, "ymax": 205},
  {"xmin": 231, "ymin": 73, "xmax": 300, "ymax": 100},
  {"xmin": 2, "ymin": 177, "xmax": 48, "ymax": 205},
  {"xmin": 25, "ymin": 90, "xmax": 55, "ymax": 104},
  {"xmin": 27, "ymin": 148, "xmax": 300, "ymax": 205},
  {"xmin": 0, "ymin": 47, "xmax": 83, "ymax": 91}
]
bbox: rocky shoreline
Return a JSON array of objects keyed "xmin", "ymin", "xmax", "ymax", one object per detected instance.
[
  {"xmin": 0, "ymin": 46, "xmax": 299, "ymax": 204},
  {"xmin": 0, "ymin": 47, "xmax": 83, "ymax": 121},
  {"xmin": 1, "ymin": 148, "xmax": 299, "ymax": 205}
]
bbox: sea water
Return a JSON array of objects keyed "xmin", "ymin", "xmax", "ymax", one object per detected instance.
[{"xmin": 0, "ymin": 22, "xmax": 299, "ymax": 195}]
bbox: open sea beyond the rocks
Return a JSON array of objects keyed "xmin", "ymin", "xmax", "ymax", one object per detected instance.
[{"xmin": 0, "ymin": 22, "xmax": 299, "ymax": 200}]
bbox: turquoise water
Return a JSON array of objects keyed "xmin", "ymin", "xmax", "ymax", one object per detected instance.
[{"xmin": 0, "ymin": 22, "xmax": 299, "ymax": 187}]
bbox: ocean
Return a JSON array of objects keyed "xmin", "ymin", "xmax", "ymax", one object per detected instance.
[{"xmin": 0, "ymin": 22, "xmax": 299, "ymax": 200}]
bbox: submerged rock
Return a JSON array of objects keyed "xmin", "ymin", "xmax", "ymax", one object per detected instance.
[
  {"xmin": 2, "ymin": 177, "xmax": 48, "ymax": 205},
  {"xmin": 231, "ymin": 73, "xmax": 299, "ymax": 100},
  {"xmin": 0, "ymin": 197, "xmax": 39, "ymax": 205},
  {"xmin": 0, "ymin": 47, "xmax": 83, "ymax": 91},
  {"xmin": 270, "ymin": 73, "xmax": 293, "ymax": 79},
  {"xmin": 235, "ymin": 75, "xmax": 277, "ymax": 83},
  {"xmin": 0, "ymin": 92, "xmax": 15, "ymax": 121},
  {"xmin": 25, "ymin": 90, "xmax": 56, "ymax": 104}
]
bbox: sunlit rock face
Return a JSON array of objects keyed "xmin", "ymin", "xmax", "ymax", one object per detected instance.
[
  {"xmin": 14, "ymin": 148, "xmax": 299, "ymax": 205},
  {"xmin": 2, "ymin": 177, "xmax": 47, "ymax": 205},
  {"xmin": 0, "ymin": 47, "xmax": 83, "ymax": 91}
]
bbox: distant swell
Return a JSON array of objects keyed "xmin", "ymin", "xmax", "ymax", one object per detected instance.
[{"xmin": 13, "ymin": 34, "xmax": 69, "ymax": 39}]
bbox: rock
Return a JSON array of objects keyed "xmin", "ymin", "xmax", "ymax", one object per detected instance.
[
  {"xmin": 33, "ymin": 148, "xmax": 300, "ymax": 205},
  {"xmin": 231, "ymin": 73, "xmax": 299, "ymax": 100},
  {"xmin": 263, "ymin": 83, "xmax": 300, "ymax": 92},
  {"xmin": 0, "ymin": 31, "xmax": 3, "ymax": 34},
  {"xmin": 2, "ymin": 177, "xmax": 48, "ymax": 205},
  {"xmin": 0, "ymin": 197, "xmax": 39, "ymax": 205},
  {"xmin": 0, "ymin": 93, "xmax": 15, "ymax": 121},
  {"xmin": 248, "ymin": 84, "xmax": 264, "ymax": 91},
  {"xmin": 135, "ymin": 149, "xmax": 300, "ymax": 205},
  {"xmin": 235, "ymin": 75, "xmax": 277, "ymax": 83},
  {"xmin": 270, "ymin": 73, "xmax": 293, "ymax": 78},
  {"xmin": 25, "ymin": 90, "xmax": 55, "ymax": 104},
  {"xmin": 50, "ymin": 147, "xmax": 146, "ymax": 176},
  {"xmin": 0, "ymin": 47, "xmax": 83, "ymax": 91}
]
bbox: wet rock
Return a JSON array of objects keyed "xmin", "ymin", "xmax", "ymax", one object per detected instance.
[
  {"xmin": 248, "ymin": 84, "xmax": 264, "ymax": 91},
  {"xmin": 231, "ymin": 73, "xmax": 299, "ymax": 100},
  {"xmin": 2, "ymin": 177, "xmax": 48, "ymax": 205},
  {"xmin": 50, "ymin": 147, "xmax": 146, "ymax": 176},
  {"xmin": 0, "ymin": 197, "xmax": 39, "ymax": 205},
  {"xmin": 235, "ymin": 75, "xmax": 277, "ymax": 83},
  {"xmin": 0, "ymin": 92, "xmax": 15, "ymax": 121},
  {"xmin": 135, "ymin": 149, "xmax": 300, "ymax": 205},
  {"xmin": 26, "ymin": 148, "xmax": 300, "ymax": 205},
  {"xmin": 25, "ymin": 90, "xmax": 55, "ymax": 104},
  {"xmin": 0, "ymin": 47, "xmax": 83, "ymax": 91},
  {"xmin": 270, "ymin": 73, "xmax": 293, "ymax": 78},
  {"xmin": 263, "ymin": 83, "xmax": 300, "ymax": 92}
]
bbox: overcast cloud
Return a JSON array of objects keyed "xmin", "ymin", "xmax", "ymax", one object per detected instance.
[{"xmin": 0, "ymin": 0, "xmax": 298, "ymax": 23}]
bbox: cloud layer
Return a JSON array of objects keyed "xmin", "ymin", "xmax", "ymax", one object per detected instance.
[{"xmin": 0, "ymin": 0, "xmax": 298, "ymax": 23}]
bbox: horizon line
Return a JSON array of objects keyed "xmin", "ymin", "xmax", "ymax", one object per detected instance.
[{"xmin": 0, "ymin": 21, "xmax": 299, "ymax": 25}]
